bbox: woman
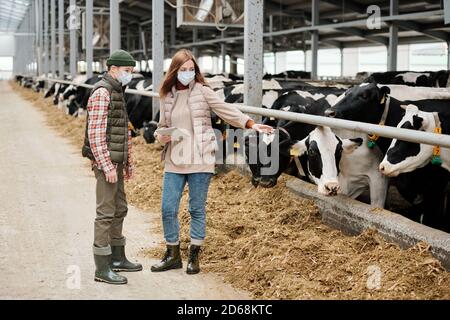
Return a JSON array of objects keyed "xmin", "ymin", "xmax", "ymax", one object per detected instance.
[{"xmin": 151, "ymin": 49, "xmax": 273, "ymax": 274}]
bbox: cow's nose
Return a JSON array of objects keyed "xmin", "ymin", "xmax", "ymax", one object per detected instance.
[
  {"xmin": 324, "ymin": 109, "xmax": 336, "ymax": 118},
  {"xmin": 379, "ymin": 164, "xmax": 385, "ymax": 173},
  {"xmin": 325, "ymin": 182, "xmax": 340, "ymax": 195}
]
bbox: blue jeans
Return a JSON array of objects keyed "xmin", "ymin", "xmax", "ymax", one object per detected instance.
[{"xmin": 161, "ymin": 172, "xmax": 213, "ymax": 245}]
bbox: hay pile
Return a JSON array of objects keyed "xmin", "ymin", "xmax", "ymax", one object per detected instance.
[{"xmin": 14, "ymin": 81, "xmax": 450, "ymax": 300}]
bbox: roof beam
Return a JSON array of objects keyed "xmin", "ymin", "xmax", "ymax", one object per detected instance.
[
  {"xmin": 302, "ymin": 11, "xmax": 388, "ymax": 45},
  {"xmin": 393, "ymin": 20, "xmax": 450, "ymax": 42},
  {"xmin": 321, "ymin": 0, "xmax": 367, "ymax": 14}
]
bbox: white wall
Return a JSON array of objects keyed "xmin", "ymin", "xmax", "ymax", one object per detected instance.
[
  {"xmin": 0, "ymin": 35, "xmax": 14, "ymax": 57},
  {"xmin": 0, "ymin": 36, "xmax": 14, "ymax": 79}
]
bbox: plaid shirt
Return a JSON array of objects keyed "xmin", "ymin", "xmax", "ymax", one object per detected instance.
[{"xmin": 87, "ymin": 87, "xmax": 133, "ymax": 176}]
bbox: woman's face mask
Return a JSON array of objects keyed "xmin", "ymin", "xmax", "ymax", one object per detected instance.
[
  {"xmin": 177, "ymin": 70, "xmax": 195, "ymax": 86},
  {"xmin": 117, "ymin": 70, "xmax": 133, "ymax": 86}
]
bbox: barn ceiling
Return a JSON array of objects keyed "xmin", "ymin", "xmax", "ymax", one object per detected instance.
[{"xmin": 0, "ymin": 0, "xmax": 31, "ymax": 32}]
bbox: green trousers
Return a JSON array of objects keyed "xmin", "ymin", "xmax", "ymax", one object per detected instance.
[{"xmin": 92, "ymin": 163, "xmax": 128, "ymax": 255}]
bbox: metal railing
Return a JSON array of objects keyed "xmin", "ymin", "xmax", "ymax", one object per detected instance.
[{"xmin": 43, "ymin": 78, "xmax": 450, "ymax": 148}]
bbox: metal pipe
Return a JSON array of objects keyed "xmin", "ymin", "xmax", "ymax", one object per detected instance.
[
  {"xmin": 86, "ymin": 0, "xmax": 93, "ymax": 78},
  {"xmin": 69, "ymin": 0, "xmax": 77, "ymax": 79},
  {"xmin": 244, "ymin": 0, "xmax": 264, "ymax": 120},
  {"xmin": 170, "ymin": 12, "xmax": 176, "ymax": 55},
  {"xmin": 110, "ymin": 0, "xmax": 120, "ymax": 53},
  {"xmin": 44, "ymin": 0, "xmax": 49, "ymax": 76},
  {"xmin": 152, "ymin": 0, "xmax": 164, "ymax": 117},
  {"xmin": 58, "ymin": 0, "xmax": 64, "ymax": 79},
  {"xmin": 311, "ymin": 0, "xmax": 319, "ymax": 80},
  {"xmin": 38, "ymin": 0, "xmax": 43, "ymax": 75},
  {"xmin": 388, "ymin": 0, "xmax": 399, "ymax": 71},
  {"xmin": 221, "ymin": 31, "xmax": 226, "ymax": 73},
  {"xmin": 192, "ymin": 27, "xmax": 198, "ymax": 57},
  {"xmin": 50, "ymin": 0, "xmax": 56, "ymax": 77},
  {"xmin": 34, "ymin": 0, "xmax": 40, "ymax": 76},
  {"xmin": 447, "ymin": 41, "xmax": 450, "ymax": 70}
]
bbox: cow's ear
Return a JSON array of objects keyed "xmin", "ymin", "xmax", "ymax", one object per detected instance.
[
  {"xmin": 289, "ymin": 139, "xmax": 308, "ymax": 157},
  {"xmin": 343, "ymin": 138, "xmax": 363, "ymax": 154}
]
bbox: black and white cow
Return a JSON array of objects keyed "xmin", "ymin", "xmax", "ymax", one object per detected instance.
[
  {"xmin": 125, "ymin": 75, "xmax": 153, "ymax": 135},
  {"xmin": 244, "ymin": 114, "xmax": 387, "ymax": 205},
  {"xmin": 325, "ymin": 82, "xmax": 450, "ymax": 230},
  {"xmin": 366, "ymin": 70, "xmax": 450, "ymax": 88},
  {"xmin": 142, "ymin": 110, "xmax": 159, "ymax": 144},
  {"xmin": 262, "ymin": 87, "xmax": 346, "ymax": 127},
  {"xmin": 379, "ymin": 104, "xmax": 450, "ymax": 175},
  {"xmin": 263, "ymin": 70, "xmax": 311, "ymax": 80},
  {"xmin": 66, "ymin": 75, "xmax": 103, "ymax": 116},
  {"xmin": 44, "ymin": 82, "xmax": 69, "ymax": 105}
]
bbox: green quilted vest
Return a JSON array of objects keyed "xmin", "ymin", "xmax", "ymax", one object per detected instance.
[{"xmin": 82, "ymin": 73, "xmax": 129, "ymax": 164}]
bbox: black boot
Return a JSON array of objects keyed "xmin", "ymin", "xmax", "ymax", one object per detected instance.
[
  {"xmin": 186, "ymin": 245, "xmax": 201, "ymax": 275},
  {"xmin": 151, "ymin": 244, "xmax": 182, "ymax": 272},
  {"xmin": 94, "ymin": 254, "xmax": 128, "ymax": 285},
  {"xmin": 111, "ymin": 245, "xmax": 143, "ymax": 272}
]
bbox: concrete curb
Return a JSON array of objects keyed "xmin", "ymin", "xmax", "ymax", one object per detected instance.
[{"xmin": 286, "ymin": 178, "xmax": 450, "ymax": 270}]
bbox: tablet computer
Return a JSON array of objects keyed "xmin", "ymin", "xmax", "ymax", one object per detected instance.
[{"xmin": 155, "ymin": 127, "xmax": 177, "ymax": 136}]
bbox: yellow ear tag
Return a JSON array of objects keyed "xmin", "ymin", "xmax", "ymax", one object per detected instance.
[
  {"xmin": 233, "ymin": 142, "xmax": 240, "ymax": 149},
  {"xmin": 434, "ymin": 146, "xmax": 441, "ymax": 156},
  {"xmin": 435, "ymin": 127, "xmax": 442, "ymax": 134},
  {"xmin": 290, "ymin": 148, "xmax": 300, "ymax": 156},
  {"xmin": 270, "ymin": 117, "xmax": 275, "ymax": 120},
  {"xmin": 380, "ymin": 95, "xmax": 386, "ymax": 105},
  {"xmin": 128, "ymin": 122, "xmax": 135, "ymax": 131},
  {"xmin": 216, "ymin": 118, "xmax": 222, "ymax": 124}
]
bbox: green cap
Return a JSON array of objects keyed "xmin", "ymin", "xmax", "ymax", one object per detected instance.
[{"xmin": 106, "ymin": 49, "xmax": 136, "ymax": 67}]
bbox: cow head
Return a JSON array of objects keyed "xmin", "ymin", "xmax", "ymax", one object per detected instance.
[
  {"xmin": 290, "ymin": 127, "xmax": 362, "ymax": 196},
  {"xmin": 143, "ymin": 121, "xmax": 158, "ymax": 144},
  {"xmin": 244, "ymin": 128, "xmax": 293, "ymax": 188},
  {"xmin": 324, "ymin": 83, "xmax": 390, "ymax": 124},
  {"xmin": 379, "ymin": 104, "xmax": 437, "ymax": 177}
]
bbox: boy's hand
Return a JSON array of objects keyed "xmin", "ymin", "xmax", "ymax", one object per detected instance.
[{"xmin": 105, "ymin": 168, "xmax": 118, "ymax": 183}]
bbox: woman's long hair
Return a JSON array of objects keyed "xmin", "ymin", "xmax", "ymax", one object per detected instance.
[{"xmin": 159, "ymin": 49, "xmax": 208, "ymax": 98}]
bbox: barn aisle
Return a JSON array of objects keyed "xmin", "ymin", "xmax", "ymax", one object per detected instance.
[{"xmin": 0, "ymin": 81, "xmax": 249, "ymax": 299}]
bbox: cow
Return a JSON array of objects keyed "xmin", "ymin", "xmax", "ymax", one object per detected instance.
[
  {"xmin": 66, "ymin": 75, "xmax": 103, "ymax": 116},
  {"xmin": 366, "ymin": 70, "xmax": 450, "ymax": 88},
  {"xmin": 244, "ymin": 116, "xmax": 387, "ymax": 206},
  {"xmin": 379, "ymin": 104, "xmax": 450, "ymax": 175},
  {"xmin": 43, "ymin": 82, "xmax": 69, "ymax": 105},
  {"xmin": 263, "ymin": 70, "xmax": 311, "ymax": 80},
  {"xmin": 325, "ymin": 82, "xmax": 450, "ymax": 231},
  {"xmin": 124, "ymin": 75, "xmax": 154, "ymax": 136},
  {"xmin": 262, "ymin": 87, "xmax": 346, "ymax": 127},
  {"xmin": 142, "ymin": 110, "xmax": 160, "ymax": 144}
]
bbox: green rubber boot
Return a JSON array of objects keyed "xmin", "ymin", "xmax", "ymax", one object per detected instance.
[
  {"xmin": 94, "ymin": 254, "xmax": 128, "ymax": 285},
  {"xmin": 111, "ymin": 245, "xmax": 143, "ymax": 272},
  {"xmin": 151, "ymin": 244, "xmax": 182, "ymax": 272}
]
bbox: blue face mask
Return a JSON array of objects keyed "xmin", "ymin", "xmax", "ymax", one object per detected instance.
[
  {"xmin": 177, "ymin": 70, "xmax": 196, "ymax": 86},
  {"xmin": 117, "ymin": 70, "xmax": 132, "ymax": 85}
]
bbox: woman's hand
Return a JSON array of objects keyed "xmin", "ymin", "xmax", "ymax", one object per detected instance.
[
  {"xmin": 156, "ymin": 133, "xmax": 171, "ymax": 144},
  {"xmin": 251, "ymin": 123, "xmax": 274, "ymax": 134}
]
